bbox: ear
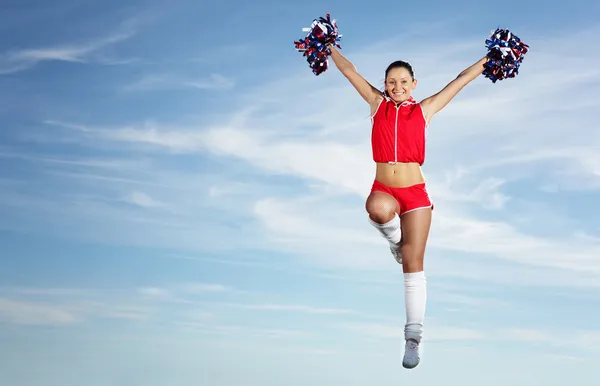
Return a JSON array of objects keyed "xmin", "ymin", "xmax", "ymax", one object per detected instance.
[{"xmin": 413, "ymin": 78, "xmax": 418, "ymax": 88}]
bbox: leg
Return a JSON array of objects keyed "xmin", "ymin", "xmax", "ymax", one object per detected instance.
[
  {"xmin": 365, "ymin": 190, "xmax": 403, "ymax": 263},
  {"xmin": 400, "ymin": 207, "xmax": 432, "ymax": 273},
  {"xmin": 399, "ymin": 207, "xmax": 432, "ymax": 369}
]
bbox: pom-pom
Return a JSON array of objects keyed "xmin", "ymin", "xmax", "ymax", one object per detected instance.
[
  {"xmin": 483, "ymin": 28, "xmax": 529, "ymax": 83},
  {"xmin": 293, "ymin": 14, "xmax": 342, "ymax": 76}
]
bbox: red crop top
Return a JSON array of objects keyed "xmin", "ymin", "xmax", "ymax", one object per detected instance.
[{"xmin": 371, "ymin": 96, "xmax": 428, "ymax": 165}]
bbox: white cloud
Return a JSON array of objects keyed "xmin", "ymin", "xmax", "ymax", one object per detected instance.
[
  {"xmin": 0, "ymin": 17, "xmax": 139, "ymax": 74},
  {"xmin": 248, "ymin": 191, "xmax": 600, "ymax": 278},
  {"xmin": 342, "ymin": 321, "xmax": 600, "ymax": 353},
  {"xmin": 138, "ymin": 287, "xmax": 170, "ymax": 298},
  {"xmin": 429, "ymin": 208, "xmax": 600, "ymax": 274},
  {"xmin": 8, "ymin": 287, "xmax": 94, "ymax": 297},
  {"xmin": 436, "ymin": 175, "xmax": 511, "ymax": 210},
  {"xmin": 126, "ymin": 191, "xmax": 162, "ymax": 208},
  {"xmin": 82, "ymin": 301, "xmax": 150, "ymax": 321},
  {"xmin": 136, "ymin": 283, "xmax": 243, "ymax": 306},
  {"xmin": 14, "ymin": 22, "xmax": 600, "ymax": 286},
  {"xmin": 239, "ymin": 304, "xmax": 355, "ymax": 315},
  {"xmin": 251, "ymin": 195, "xmax": 392, "ymax": 270},
  {"xmin": 3, "ymin": 15, "xmax": 600, "ymax": 386},
  {"xmin": 433, "ymin": 292, "xmax": 511, "ymax": 309},
  {"xmin": 123, "ymin": 73, "xmax": 235, "ymax": 91},
  {"xmin": 179, "ymin": 322, "xmax": 311, "ymax": 339},
  {"xmin": 183, "ymin": 283, "xmax": 232, "ymax": 294},
  {"xmin": 0, "ymin": 298, "xmax": 79, "ymax": 325},
  {"xmin": 343, "ymin": 322, "xmax": 487, "ymax": 341},
  {"xmin": 0, "ymin": 288, "xmax": 159, "ymax": 326},
  {"xmin": 502, "ymin": 328, "xmax": 555, "ymax": 343},
  {"xmin": 207, "ymin": 182, "xmax": 253, "ymax": 198}
]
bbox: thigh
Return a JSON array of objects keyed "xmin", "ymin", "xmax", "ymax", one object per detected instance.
[{"xmin": 400, "ymin": 208, "xmax": 432, "ymax": 271}]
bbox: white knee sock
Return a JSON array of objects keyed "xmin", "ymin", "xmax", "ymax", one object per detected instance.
[
  {"xmin": 369, "ymin": 214, "xmax": 401, "ymax": 245},
  {"xmin": 404, "ymin": 271, "xmax": 427, "ymax": 343}
]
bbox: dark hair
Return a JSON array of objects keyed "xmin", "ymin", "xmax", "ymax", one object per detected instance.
[{"xmin": 385, "ymin": 60, "xmax": 415, "ymax": 80}]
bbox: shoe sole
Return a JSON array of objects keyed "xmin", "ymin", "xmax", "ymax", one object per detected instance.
[{"xmin": 402, "ymin": 360, "xmax": 419, "ymax": 369}]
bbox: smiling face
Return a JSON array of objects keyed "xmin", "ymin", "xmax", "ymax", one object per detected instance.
[{"xmin": 384, "ymin": 62, "xmax": 417, "ymax": 103}]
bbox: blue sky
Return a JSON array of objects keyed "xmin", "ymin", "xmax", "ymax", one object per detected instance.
[{"xmin": 2, "ymin": 0, "xmax": 600, "ymax": 384}]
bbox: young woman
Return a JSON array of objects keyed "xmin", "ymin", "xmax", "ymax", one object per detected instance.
[{"xmin": 328, "ymin": 45, "xmax": 488, "ymax": 369}]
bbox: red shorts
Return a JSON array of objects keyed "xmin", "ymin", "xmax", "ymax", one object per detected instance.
[{"xmin": 370, "ymin": 180, "xmax": 434, "ymax": 216}]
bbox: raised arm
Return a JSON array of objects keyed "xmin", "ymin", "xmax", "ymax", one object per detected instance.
[
  {"xmin": 328, "ymin": 46, "xmax": 383, "ymax": 107},
  {"xmin": 420, "ymin": 56, "xmax": 488, "ymax": 122}
]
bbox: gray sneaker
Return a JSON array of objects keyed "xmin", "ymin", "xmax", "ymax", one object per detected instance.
[
  {"xmin": 389, "ymin": 242, "xmax": 402, "ymax": 264},
  {"xmin": 402, "ymin": 340, "xmax": 420, "ymax": 369}
]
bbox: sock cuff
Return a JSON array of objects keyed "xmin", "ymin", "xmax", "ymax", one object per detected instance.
[
  {"xmin": 369, "ymin": 213, "xmax": 399, "ymax": 228},
  {"xmin": 404, "ymin": 271, "xmax": 426, "ymax": 281}
]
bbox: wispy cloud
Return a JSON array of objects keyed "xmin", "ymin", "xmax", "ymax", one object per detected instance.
[
  {"xmin": 9, "ymin": 23, "xmax": 600, "ymax": 290},
  {"xmin": 125, "ymin": 191, "xmax": 163, "ymax": 208},
  {"xmin": 343, "ymin": 322, "xmax": 487, "ymax": 341},
  {"xmin": 42, "ymin": 120, "xmax": 209, "ymax": 153},
  {"xmin": 123, "ymin": 73, "xmax": 235, "ymax": 92},
  {"xmin": 183, "ymin": 283, "xmax": 233, "ymax": 294},
  {"xmin": 429, "ymin": 209, "xmax": 600, "ymax": 274},
  {"xmin": 0, "ymin": 17, "xmax": 139, "ymax": 74},
  {"xmin": 0, "ymin": 298, "xmax": 80, "ymax": 325},
  {"xmin": 136, "ymin": 283, "xmax": 238, "ymax": 304},
  {"xmin": 3, "ymin": 8, "xmax": 600, "ymax": 386},
  {"xmin": 0, "ymin": 289, "xmax": 155, "ymax": 326},
  {"xmin": 343, "ymin": 321, "xmax": 600, "ymax": 353},
  {"xmin": 7, "ymin": 287, "xmax": 95, "ymax": 297},
  {"xmin": 78, "ymin": 301, "xmax": 151, "ymax": 321},
  {"xmin": 180, "ymin": 322, "xmax": 311, "ymax": 339},
  {"xmin": 137, "ymin": 287, "xmax": 171, "ymax": 299},
  {"xmin": 433, "ymin": 291, "xmax": 511, "ymax": 309},
  {"xmin": 239, "ymin": 304, "xmax": 355, "ymax": 315}
]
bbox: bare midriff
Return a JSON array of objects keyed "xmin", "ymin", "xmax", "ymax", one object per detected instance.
[{"xmin": 375, "ymin": 162, "xmax": 425, "ymax": 188}]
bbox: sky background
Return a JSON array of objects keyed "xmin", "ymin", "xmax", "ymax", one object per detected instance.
[{"xmin": 1, "ymin": 0, "xmax": 600, "ymax": 385}]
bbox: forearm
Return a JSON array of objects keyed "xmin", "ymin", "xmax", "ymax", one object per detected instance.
[
  {"xmin": 456, "ymin": 56, "xmax": 488, "ymax": 82},
  {"xmin": 421, "ymin": 56, "xmax": 490, "ymax": 117},
  {"xmin": 328, "ymin": 46, "xmax": 357, "ymax": 74}
]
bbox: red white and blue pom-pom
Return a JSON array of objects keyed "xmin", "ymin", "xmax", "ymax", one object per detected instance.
[
  {"xmin": 293, "ymin": 14, "xmax": 342, "ymax": 76},
  {"xmin": 483, "ymin": 28, "xmax": 529, "ymax": 83}
]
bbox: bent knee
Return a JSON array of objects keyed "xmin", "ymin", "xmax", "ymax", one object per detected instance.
[{"xmin": 365, "ymin": 193, "xmax": 398, "ymax": 222}]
